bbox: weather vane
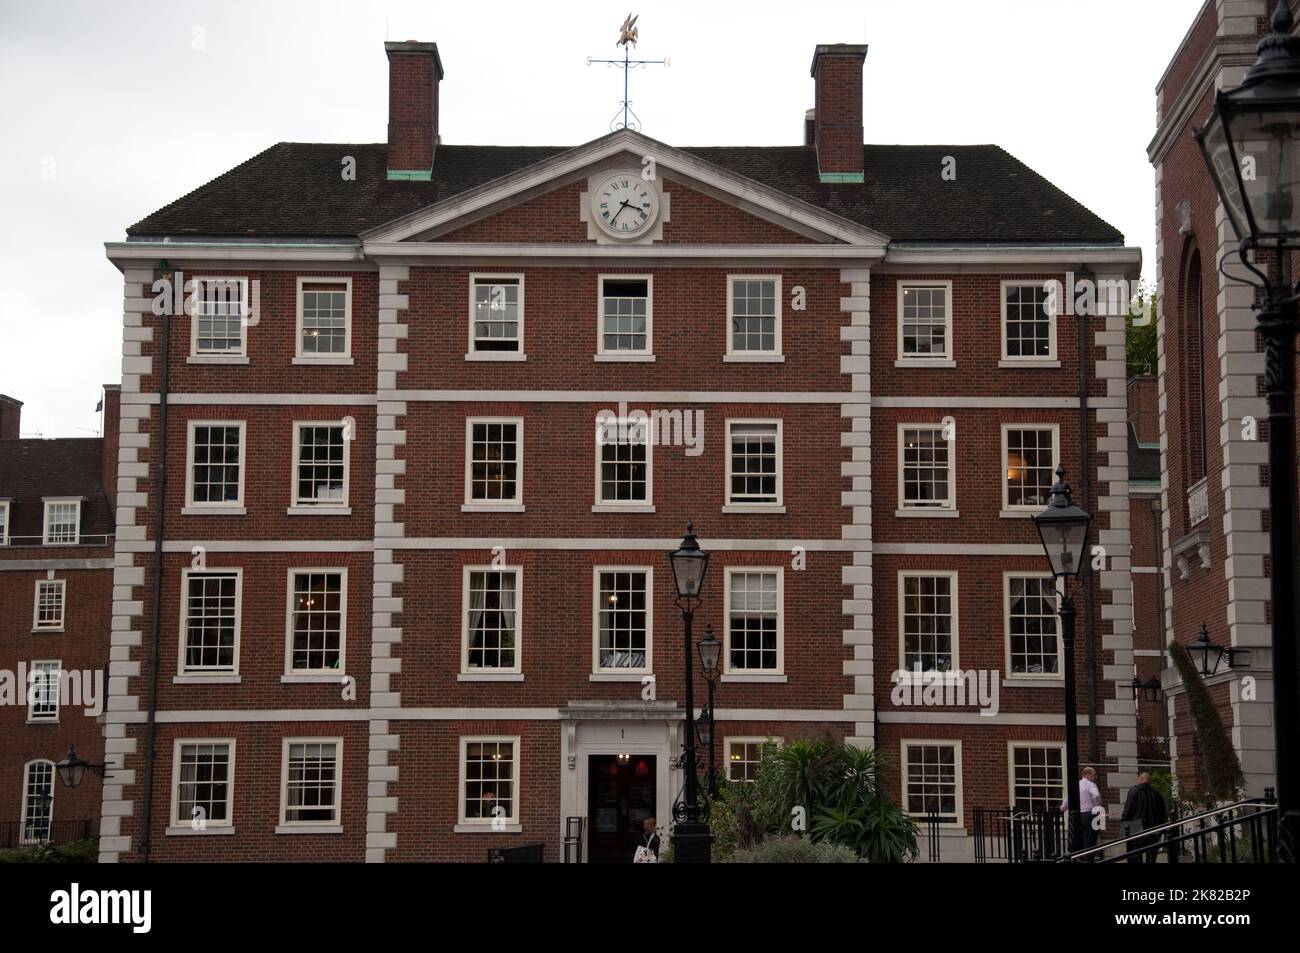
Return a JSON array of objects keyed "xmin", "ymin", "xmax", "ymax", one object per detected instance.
[{"xmin": 586, "ymin": 13, "xmax": 669, "ymax": 132}]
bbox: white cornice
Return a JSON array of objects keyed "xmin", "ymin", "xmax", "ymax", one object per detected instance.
[
  {"xmin": 884, "ymin": 245, "xmax": 1142, "ymax": 276},
  {"xmin": 360, "ymin": 129, "xmax": 890, "ymax": 247},
  {"xmin": 361, "ymin": 241, "xmax": 884, "ymax": 264},
  {"xmin": 105, "ymin": 242, "xmax": 366, "ymax": 270}
]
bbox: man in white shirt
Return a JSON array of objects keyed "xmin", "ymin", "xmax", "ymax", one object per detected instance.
[{"xmin": 1060, "ymin": 766, "xmax": 1103, "ymax": 853}]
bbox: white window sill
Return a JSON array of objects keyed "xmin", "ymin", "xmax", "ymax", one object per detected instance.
[
  {"xmin": 590, "ymin": 672, "xmax": 651, "ymax": 682},
  {"xmin": 281, "ymin": 673, "xmax": 345, "ymax": 684},
  {"xmin": 999, "ymin": 509, "xmax": 1037, "ymax": 519},
  {"xmin": 173, "ymin": 674, "xmax": 241, "ymax": 685},
  {"xmin": 42, "ymin": 541, "xmax": 80, "ymax": 547},
  {"xmin": 293, "ymin": 356, "xmax": 354, "ymax": 366},
  {"xmin": 454, "ymin": 823, "xmax": 522, "ymax": 834},
  {"xmin": 894, "ymin": 358, "xmax": 955, "ymax": 368},
  {"xmin": 998, "ymin": 359, "xmax": 1060, "ymax": 369},
  {"xmin": 722, "ymin": 504, "xmax": 786, "ymax": 514},
  {"xmin": 721, "ymin": 673, "xmax": 787, "ymax": 683},
  {"xmin": 275, "ymin": 824, "xmax": 343, "ymax": 835},
  {"xmin": 1004, "ymin": 676, "xmax": 1064, "ymax": 688},
  {"xmin": 465, "ymin": 352, "xmax": 526, "ymax": 362},
  {"xmin": 26, "ymin": 718, "xmax": 59, "ymax": 725},
  {"xmin": 166, "ymin": 826, "xmax": 236, "ymax": 837},
  {"xmin": 592, "ymin": 503, "xmax": 655, "ymax": 513},
  {"xmin": 188, "ymin": 355, "xmax": 249, "ymax": 365},
  {"xmin": 723, "ymin": 354, "xmax": 785, "ymax": 363},
  {"xmin": 182, "ymin": 505, "xmax": 247, "ymax": 516},
  {"xmin": 287, "ymin": 505, "xmax": 352, "ymax": 516},
  {"xmin": 461, "ymin": 503, "xmax": 525, "ymax": 513},
  {"xmin": 458, "ymin": 672, "xmax": 525, "ymax": 682},
  {"xmin": 595, "ymin": 353, "xmax": 656, "ymax": 362},
  {"xmin": 32, "ymin": 628, "xmax": 64, "ymax": 635},
  {"xmin": 895, "ymin": 508, "xmax": 960, "ymax": 518}
]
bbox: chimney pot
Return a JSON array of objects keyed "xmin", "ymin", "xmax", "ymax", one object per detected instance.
[{"xmin": 810, "ymin": 43, "xmax": 867, "ymax": 183}]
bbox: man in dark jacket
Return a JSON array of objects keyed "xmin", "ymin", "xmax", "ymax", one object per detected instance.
[{"xmin": 1120, "ymin": 772, "xmax": 1168, "ymax": 862}]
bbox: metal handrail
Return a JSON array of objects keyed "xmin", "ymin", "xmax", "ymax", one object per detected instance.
[
  {"xmin": 1062, "ymin": 797, "xmax": 1276, "ymax": 862},
  {"xmin": 0, "ymin": 533, "xmax": 114, "ymax": 548}
]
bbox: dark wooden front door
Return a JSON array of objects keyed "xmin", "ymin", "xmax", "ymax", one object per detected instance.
[{"xmin": 587, "ymin": 755, "xmax": 656, "ymax": 863}]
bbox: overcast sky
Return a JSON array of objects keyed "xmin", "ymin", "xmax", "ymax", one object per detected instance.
[{"xmin": 0, "ymin": 0, "xmax": 1205, "ymax": 437}]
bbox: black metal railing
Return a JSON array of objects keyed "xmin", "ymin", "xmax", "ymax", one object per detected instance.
[
  {"xmin": 0, "ymin": 534, "xmax": 114, "ymax": 549},
  {"xmin": 0, "ymin": 819, "xmax": 94, "ymax": 851},
  {"xmin": 1063, "ymin": 797, "xmax": 1278, "ymax": 864},
  {"xmin": 973, "ymin": 807, "xmax": 1066, "ymax": 863},
  {"xmin": 562, "ymin": 816, "xmax": 585, "ymax": 863},
  {"xmin": 487, "ymin": 843, "xmax": 545, "ymax": 863},
  {"xmin": 924, "ymin": 811, "xmax": 941, "ymax": 862}
]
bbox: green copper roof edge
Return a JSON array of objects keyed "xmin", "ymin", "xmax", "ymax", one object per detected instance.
[
  {"xmin": 387, "ymin": 169, "xmax": 432, "ymax": 181},
  {"xmin": 818, "ymin": 171, "xmax": 865, "ymax": 184}
]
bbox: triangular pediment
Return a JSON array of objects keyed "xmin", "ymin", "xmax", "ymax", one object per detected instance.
[{"xmin": 361, "ymin": 129, "xmax": 889, "ymax": 248}]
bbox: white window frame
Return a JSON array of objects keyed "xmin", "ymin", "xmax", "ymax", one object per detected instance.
[
  {"xmin": 295, "ymin": 276, "xmax": 353, "ymax": 364},
  {"xmin": 189, "ymin": 276, "xmax": 249, "ymax": 360},
  {"xmin": 896, "ymin": 424, "xmax": 957, "ymax": 514},
  {"xmin": 1006, "ymin": 741, "xmax": 1068, "ymax": 813},
  {"xmin": 467, "ymin": 273, "xmax": 526, "ymax": 361},
  {"xmin": 999, "ymin": 280, "xmax": 1058, "ymax": 365},
  {"xmin": 457, "ymin": 735, "xmax": 522, "ymax": 830},
  {"xmin": 463, "ymin": 417, "xmax": 525, "ymax": 512},
  {"xmin": 283, "ymin": 568, "xmax": 349, "ymax": 681},
  {"xmin": 1001, "ymin": 424, "xmax": 1060, "ymax": 514},
  {"xmin": 42, "ymin": 498, "xmax": 81, "ymax": 545},
  {"xmin": 460, "ymin": 565, "xmax": 523, "ymax": 678},
  {"xmin": 184, "ymin": 420, "xmax": 247, "ymax": 512},
  {"xmin": 896, "ymin": 280, "xmax": 954, "ymax": 365},
  {"xmin": 32, "ymin": 578, "xmax": 65, "ymax": 633},
  {"xmin": 277, "ymin": 737, "xmax": 344, "ymax": 831},
  {"xmin": 724, "ymin": 736, "xmax": 783, "ymax": 783},
  {"xmin": 896, "ymin": 571, "xmax": 960, "ymax": 676},
  {"xmin": 169, "ymin": 738, "xmax": 236, "ymax": 832},
  {"xmin": 1003, "ymin": 572, "xmax": 1064, "ymax": 681},
  {"xmin": 725, "ymin": 275, "xmax": 783, "ymax": 361},
  {"xmin": 27, "ymin": 660, "xmax": 60, "ymax": 723},
  {"xmin": 901, "ymin": 739, "xmax": 964, "ymax": 829},
  {"xmin": 290, "ymin": 420, "xmax": 351, "ymax": 513},
  {"xmin": 176, "ymin": 568, "xmax": 243, "ymax": 680},
  {"xmin": 20, "ymin": 759, "xmax": 55, "ymax": 844},
  {"xmin": 722, "ymin": 567, "xmax": 785, "ymax": 679},
  {"xmin": 590, "ymin": 566, "xmax": 654, "ymax": 678},
  {"xmin": 723, "ymin": 418, "xmax": 784, "ymax": 512},
  {"xmin": 0, "ymin": 500, "xmax": 10, "ymax": 546},
  {"xmin": 596, "ymin": 274, "xmax": 654, "ymax": 360},
  {"xmin": 593, "ymin": 415, "xmax": 654, "ymax": 512}
]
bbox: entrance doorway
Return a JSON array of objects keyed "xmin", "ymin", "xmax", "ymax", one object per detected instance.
[{"xmin": 587, "ymin": 754, "xmax": 657, "ymax": 863}]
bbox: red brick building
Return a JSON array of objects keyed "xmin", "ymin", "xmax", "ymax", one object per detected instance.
[
  {"xmin": 1149, "ymin": 0, "xmax": 1295, "ymax": 801},
  {"xmin": 96, "ymin": 39, "xmax": 1141, "ymax": 862},
  {"xmin": 0, "ymin": 388, "xmax": 118, "ymax": 849}
]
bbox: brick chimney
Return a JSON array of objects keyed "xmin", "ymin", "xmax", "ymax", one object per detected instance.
[
  {"xmin": 1128, "ymin": 376, "xmax": 1159, "ymax": 445},
  {"xmin": 810, "ymin": 44, "xmax": 867, "ymax": 183},
  {"xmin": 385, "ymin": 41, "xmax": 444, "ymax": 180},
  {"xmin": 0, "ymin": 394, "xmax": 21, "ymax": 440},
  {"xmin": 100, "ymin": 384, "xmax": 120, "ymax": 507}
]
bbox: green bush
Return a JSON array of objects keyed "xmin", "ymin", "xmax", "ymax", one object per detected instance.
[
  {"xmin": 1168, "ymin": 641, "xmax": 1245, "ymax": 802},
  {"xmin": 722, "ymin": 835, "xmax": 864, "ymax": 864},
  {"xmin": 0, "ymin": 837, "xmax": 98, "ymax": 864}
]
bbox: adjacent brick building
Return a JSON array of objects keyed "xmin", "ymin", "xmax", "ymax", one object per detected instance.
[
  {"xmin": 95, "ymin": 38, "xmax": 1142, "ymax": 862},
  {"xmin": 1149, "ymin": 0, "xmax": 1296, "ymax": 800},
  {"xmin": 0, "ymin": 388, "xmax": 118, "ymax": 849}
]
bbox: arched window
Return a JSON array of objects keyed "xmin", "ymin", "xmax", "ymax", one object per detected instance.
[
  {"xmin": 21, "ymin": 760, "xmax": 55, "ymax": 844},
  {"xmin": 1180, "ymin": 247, "xmax": 1208, "ymax": 486}
]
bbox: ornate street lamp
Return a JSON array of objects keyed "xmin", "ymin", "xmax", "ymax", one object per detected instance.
[
  {"xmin": 1130, "ymin": 676, "xmax": 1166, "ymax": 705},
  {"xmin": 1191, "ymin": 623, "xmax": 1237, "ymax": 678},
  {"xmin": 54, "ymin": 744, "xmax": 108, "ymax": 790},
  {"xmin": 1194, "ymin": 0, "xmax": 1300, "ymax": 863},
  {"xmin": 1033, "ymin": 465, "xmax": 1092, "ymax": 854},
  {"xmin": 698, "ymin": 624, "xmax": 722, "ymax": 798},
  {"xmin": 667, "ymin": 522, "xmax": 712, "ymax": 862}
]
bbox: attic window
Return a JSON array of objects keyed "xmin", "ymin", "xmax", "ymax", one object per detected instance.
[
  {"xmin": 0, "ymin": 501, "xmax": 9, "ymax": 545},
  {"xmin": 42, "ymin": 500, "xmax": 81, "ymax": 546}
]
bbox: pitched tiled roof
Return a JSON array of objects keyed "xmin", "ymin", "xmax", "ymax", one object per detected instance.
[
  {"xmin": 0, "ymin": 439, "xmax": 113, "ymax": 543},
  {"xmin": 125, "ymin": 142, "xmax": 1124, "ymax": 245}
]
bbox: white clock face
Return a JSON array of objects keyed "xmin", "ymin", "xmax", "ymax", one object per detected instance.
[{"xmin": 593, "ymin": 173, "xmax": 659, "ymax": 237}]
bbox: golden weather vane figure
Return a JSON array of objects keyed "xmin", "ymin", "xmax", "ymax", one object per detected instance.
[{"xmin": 587, "ymin": 13, "xmax": 668, "ymax": 132}]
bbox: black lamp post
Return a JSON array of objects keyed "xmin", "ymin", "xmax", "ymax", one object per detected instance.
[
  {"xmin": 668, "ymin": 522, "xmax": 712, "ymax": 863},
  {"xmin": 1194, "ymin": 1, "xmax": 1300, "ymax": 862},
  {"xmin": 53, "ymin": 744, "xmax": 108, "ymax": 789},
  {"xmin": 1033, "ymin": 465, "xmax": 1093, "ymax": 854},
  {"xmin": 698, "ymin": 623, "xmax": 722, "ymax": 799}
]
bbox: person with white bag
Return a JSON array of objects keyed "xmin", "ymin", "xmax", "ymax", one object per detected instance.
[{"xmin": 634, "ymin": 817, "xmax": 660, "ymax": 863}]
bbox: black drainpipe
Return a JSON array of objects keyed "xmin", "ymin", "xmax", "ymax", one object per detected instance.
[
  {"xmin": 1076, "ymin": 265, "xmax": 1100, "ymax": 767},
  {"xmin": 138, "ymin": 265, "xmax": 171, "ymax": 862}
]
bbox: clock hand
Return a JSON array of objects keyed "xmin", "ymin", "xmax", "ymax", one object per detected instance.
[{"xmin": 610, "ymin": 199, "xmax": 635, "ymax": 225}]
